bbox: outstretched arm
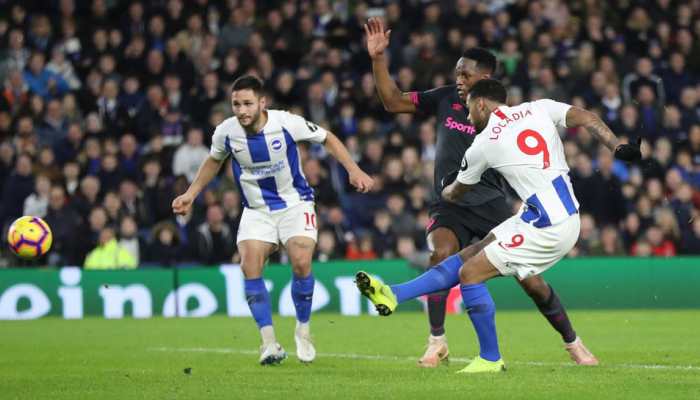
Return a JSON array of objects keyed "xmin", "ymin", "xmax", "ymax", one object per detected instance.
[
  {"xmin": 565, "ymin": 107, "xmax": 619, "ymax": 152},
  {"xmin": 565, "ymin": 106, "xmax": 641, "ymax": 161},
  {"xmin": 324, "ymin": 132, "xmax": 374, "ymax": 193},
  {"xmin": 172, "ymin": 156, "xmax": 224, "ymax": 215},
  {"xmin": 365, "ymin": 18, "xmax": 416, "ymax": 113}
]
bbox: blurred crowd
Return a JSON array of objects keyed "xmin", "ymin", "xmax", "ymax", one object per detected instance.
[{"xmin": 1, "ymin": 0, "xmax": 700, "ymax": 268}]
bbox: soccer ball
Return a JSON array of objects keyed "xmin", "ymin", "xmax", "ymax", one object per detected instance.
[{"xmin": 7, "ymin": 216, "xmax": 53, "ymax": 259}]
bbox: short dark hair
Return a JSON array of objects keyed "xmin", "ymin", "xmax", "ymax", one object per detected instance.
[
  {"xmin": 231, "ymin": 75, "xmax": 264, "ymax": 95},
  {"xmin": 468, "ymin": 79, "xmax": 507, "ymax": 104},
  {"xmin": 462, "ymin": 47, "xmax": 497, "ymax": 74}
]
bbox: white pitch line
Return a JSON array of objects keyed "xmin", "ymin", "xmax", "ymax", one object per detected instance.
[{"xmin": 148, "ymin": 347, "xmax": 700, "ymax": 371}]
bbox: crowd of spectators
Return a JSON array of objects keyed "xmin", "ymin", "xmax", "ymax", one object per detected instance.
[{"xmin": 1, "ymin": 0, "xmax": 700, "ymax": 268}]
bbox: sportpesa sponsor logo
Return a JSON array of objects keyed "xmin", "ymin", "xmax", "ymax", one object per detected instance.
[
  {"xmin": 444, "ymin": 117, "xmax": 476, "ymax": 134},
  {"xmin": 246, "ymin": 160, "xmax": 286, "ymax": 176}
]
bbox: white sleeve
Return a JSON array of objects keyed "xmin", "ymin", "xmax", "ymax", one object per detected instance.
[
  {"xmin": 456, "ymin": 143, "xmax": 489, "ymax": 185},
  {"xmin": 535, "ymin": 99, "xmax": 571, "ymax": 128},
  {"xmin": 209, "ymin": 125, "xmax": 229, "ymax": 161},
  {"xmin": 284, "ymin": 112, "xmax": 328, "ymax": 143}
]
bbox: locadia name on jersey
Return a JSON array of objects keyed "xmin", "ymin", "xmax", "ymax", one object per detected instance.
[{"xmin": 489, "ymin": 109, "xmax": 533, "ymax": 140}]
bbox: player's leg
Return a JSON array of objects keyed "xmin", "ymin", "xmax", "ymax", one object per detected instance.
[
  {"xmin": 455, "ymin": 246, "xmax": 505, "ymax": 373},
  {"xmin": 518, "ymin": 276, "xmax": 575, "ymax": 343},
  {"xmin": 418, "ymin": 227, "xmax": 461, "ymax": 367},
  {"xmin": 239, "ymin": 239, "xmax": 284, "ymax": 365},
  {"xmin": 286, "ymin": 236, "xmax": 315, "ymax": 323},
  {"xmin": 469, "ymin": 198, "xmax": 596, "ymax": 364},
  {"xmin": 284, "ymin": 236, "xmax": 317, "ymax": 362},
  {"xmin": 236, "ymin": 207, "xmax": 285, "ymax": 365},
  {"xmin": 356, "ymin": 236, "xmax": 491, "ymax": 312},
  {"xmin": 425, "ymin": 228, "xmax": 460, "ymax": 337},
  {"xmin": 279, "ymin": 201, "xmax": 318, "ymax": 363},
  {"xmin": 518, "ymin": 276, "xmax": 597, "ymax": 365}
]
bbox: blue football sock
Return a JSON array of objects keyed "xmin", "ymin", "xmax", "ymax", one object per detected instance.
[
  {"xmin": 391, "ymin": 254, "xmax": 463, "ymax": 303},
  {"xmin": 461, "ymin": 283, "xmax": 500, "ymax": 361},
  {"xmin": 292, "ymin": 273, "xmax": 315, "ymax": 323},
  {"xmin": 244, "ymin": 278, "xmax": 272, "ymax": 328}
]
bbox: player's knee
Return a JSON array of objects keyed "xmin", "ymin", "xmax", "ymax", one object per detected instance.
[
  {"xmin": 520, "ymin": 277, "xmax": 550, "ymax": 303},
  {"xmin": 291, "ymin": 257, "xmax": 312, "ymax": 276},
  {"xmin": 430, "ymin": 245, "xmax": 459, "ymax": 266},
  {"xmin": 239, "ymin": 250, "xmax": 266, "ymax": 278},
  {"xmin": 458, "ymin": 264, "xmax": 477, "ymax": 285}
]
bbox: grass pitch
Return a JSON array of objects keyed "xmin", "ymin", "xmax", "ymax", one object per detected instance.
[{"xmin": 2, "ymin": 310, "xmax": 699, "ymax": 399}]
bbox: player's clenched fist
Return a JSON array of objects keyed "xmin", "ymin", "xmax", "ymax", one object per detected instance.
[
  {"xmin": 172, "ymin": 193, "xmax": 194, "ymax": 215},
  {"xmin": 349, "ymin": 169, "xmax": 375, "ymax": 193}
]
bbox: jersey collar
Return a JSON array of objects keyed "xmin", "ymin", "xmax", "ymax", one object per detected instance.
[{"xmin": 493, "ymin": 106, "xmax": 509, "ymax": 121}]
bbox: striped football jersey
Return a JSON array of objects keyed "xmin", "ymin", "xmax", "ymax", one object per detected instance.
[
  {"xmin": 457, "ymin": 99, "xmax": 579, "ymax": 228},
  {"xmin": 210, "ymin": 110, "xmax": 328, "ymax": 212}
]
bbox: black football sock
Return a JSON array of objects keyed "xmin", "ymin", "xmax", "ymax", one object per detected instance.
[
  {"xmin": 427, "ymin": 290, "xmax": 449, "ymax": 336},
  {"xmin": 536, "ymin": 285, "xmax": 577, "ymax": 344}
]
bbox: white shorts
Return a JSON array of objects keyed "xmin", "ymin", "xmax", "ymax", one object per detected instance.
[
  {"xmin": 483, "ymin": 213, "xmax": 580, "ymax": 280},
  {"xmin": 236, "ymin": 201, "xmax": 318, "ymax": 246}
]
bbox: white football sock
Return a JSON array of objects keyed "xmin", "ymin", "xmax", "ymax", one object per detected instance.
[
  {"xmin": 260, "ymin": 325, "xmax": 277, "ymax": 346},
  {"xmin": 296, "ymin": 321, "xmax": 310, "ymax": 337}
]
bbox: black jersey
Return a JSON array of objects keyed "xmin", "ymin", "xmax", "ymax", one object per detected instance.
[{"xmin": 410, "ymin": 85, "xmax": 504, "ymax": 206}]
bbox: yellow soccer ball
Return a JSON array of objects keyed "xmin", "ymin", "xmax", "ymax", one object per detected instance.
[{"xmin": 7, "ymin": 216, "xmax": 53, "ymax": 259}]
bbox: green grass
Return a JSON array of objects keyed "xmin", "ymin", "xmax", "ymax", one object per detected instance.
[{"xmin": 1, "ymin": 311, "xmax": 699, "ymax": 399}]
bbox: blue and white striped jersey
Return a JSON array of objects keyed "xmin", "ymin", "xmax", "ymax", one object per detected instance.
[
  {"xmin": 210, "ymin": 110, "xmax": 328, "ymax": 212},
  {"xmin": 457, "ymin": 100, "xmax": 580, "ymax": 228}
]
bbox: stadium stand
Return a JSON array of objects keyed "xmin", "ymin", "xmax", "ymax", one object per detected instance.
[{"xmin": 1, "ymin": 0, "xmax": 699, "ymax": 267}]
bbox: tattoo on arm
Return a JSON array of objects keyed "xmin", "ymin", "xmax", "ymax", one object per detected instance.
[
  {"xmin": 584, "ymin": 118, "xmax": 619, "ymax": 152},
  {"xmin": 566, "ymin": 106, "xmax": 619, "ymax": 152}
]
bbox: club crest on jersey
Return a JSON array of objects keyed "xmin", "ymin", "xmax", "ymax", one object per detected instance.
[{"xmin": 270, "ymin": 138, "xmax": 283, "ymax": 152}]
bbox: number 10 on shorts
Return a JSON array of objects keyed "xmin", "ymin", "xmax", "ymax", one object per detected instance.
[{"xmin": 304, "ymin": 212, "xmax": 317, "ymax": 230}]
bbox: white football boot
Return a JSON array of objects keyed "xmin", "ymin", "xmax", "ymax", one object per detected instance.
[
  {"xmin": 418, "ymin": 334, "xmax": 449, "ymax": 367},
  {"xmin": 294, "ymin": 322, "xmax": 316, "ymax": 363},
  {"xmin": 565, "ymin": 336, "xmax": 599, "ymax": 366},
  {"xmin": 259, "ymin": 342, "xmax": 287, "ymax": 365}
]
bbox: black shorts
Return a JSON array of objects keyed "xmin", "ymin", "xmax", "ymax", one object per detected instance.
[{"xmin": 427, "ymin": 198, "xmax": 512, "ymax": 248}]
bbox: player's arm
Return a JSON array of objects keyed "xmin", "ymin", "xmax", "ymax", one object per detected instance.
[
  {"xmin": 564, "ymin": 106, "xmax": 642, "ymax": 161},
  {"xmin": 442, "ymin": 145, "xmax": 487, "ymax": 202},
  {"xmin": 365, "ymin": 18, "xmax": 416, "ymax": 113},
  {"xmin": 289, "ymin": 112, "xmax": 374, "ymax": 193},
  {"xmin": 442, "ymin": 180, "xmax": 475, "ymax": 202},
  {"xmin": 173, "ymin": 126, "xmax": 228, "ymax": 216},
  {"xmin": 323, "ymin": 131, "xmax": 374, "ymax": 193},
  {"xmin": 172, "ymin": 156, "xmax": 225, "ymax": 215}
]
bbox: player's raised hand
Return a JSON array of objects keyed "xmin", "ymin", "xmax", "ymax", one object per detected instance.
[
  {"xmin": 364, "ymin": 17, "xmax": 391, "ymax": 59},
  {"xmin": 349, "ymin": 169, "xmax": 375, "ymax": 193},
  {"xmin": 172, "ymin": 193, "xmax": 194, "ymax": 215}
]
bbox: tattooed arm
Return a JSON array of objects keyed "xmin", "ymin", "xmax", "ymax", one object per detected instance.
[
  {"xmin": 565, "ymin": 107, "xmax": 641, "ymax": 161},
  {"xmin": 565, "ymin": 107, "xmax": 619, "ymax": 152}
]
